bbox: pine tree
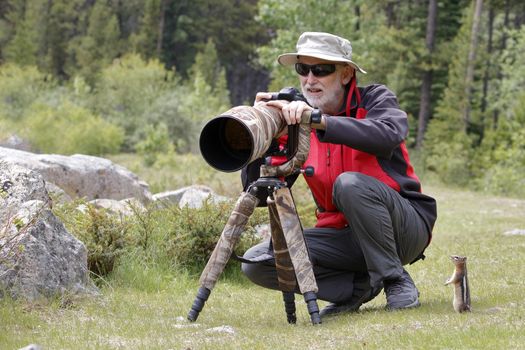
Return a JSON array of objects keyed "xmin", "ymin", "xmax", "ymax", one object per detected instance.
[
  {"xmin": 183, "ymin": 38, "xmax": 230, "ymax": 122},
  {"xmin": 424, "ymin": 4, "xmax": 478, "ymax": 183},
  {"xmin": 471, "ymin": 24, "xmax": 525, "ymax": 195},
  {"xmin": 73, "ymin": 0, "xmax": 121, "ymax": 84},
  {"xmin": 463, "ymin": 0, "xmax": 484, "ymax": 130},
  {"xmin": 129, "ymin": 0, "xmax": 162, "ymax": 60},
  {"xmin": 160, "ymin": 0, "xmax": 268, "ymax": 104},
  {"xmin": 42, "ymin": 0, "xmax": 79, "ymax": 79},
  {"xmin": 189, "ymin": 38, "xmax": 228, "ymax": 96},
  {"xmin": 2, "ymin": 0, "xmax": 45, "ymax": 66},
  {"xmin": 416, "ymin": 0, "xmax": 438, "ymax": 149}
]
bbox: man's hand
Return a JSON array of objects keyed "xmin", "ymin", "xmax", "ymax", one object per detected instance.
[
  {"xmin": 254, "ymin": 92, "xmax": 274, "ymax": 106},
  {"xmin": 268, "ymin": 100, "xmax": 314, "ymax": 125},
  {"xmin": 254, "ymin": 92, "xmax": 314, "ymax": 125}
]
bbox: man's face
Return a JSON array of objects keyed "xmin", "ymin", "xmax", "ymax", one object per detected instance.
[{"xmin": 297, "ymin": 57, "xmax": 353, "ymax": 115}]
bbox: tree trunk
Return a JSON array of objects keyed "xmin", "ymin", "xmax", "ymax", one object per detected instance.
[
  {"xmin": 493, "ymin": 0, "xmax": 511, "ymax": 126},
  {"xmin": 156, "ymin": 0, "xmax": 168, "ymax": 57},
  {"xmin": 513, "ymin": 0, "xmax": 525, "ymax": 27},
  {"xmin": 462, "ymin": 0, "xmax": 483, "ymax": 132},
  {"xmin": 355, "ymin": 5, "xmax": 360, "ymax": 32},
  {"xmin": 416, "ymin": 0, "xmax": 437, "ymax": 149},
  {"xmin": 385, "ymin": 1, "xmax": 396, "ymax": 27},
  {"xmin": 481, "ymin": 4, "xmax": 494, "ymax": 114}
]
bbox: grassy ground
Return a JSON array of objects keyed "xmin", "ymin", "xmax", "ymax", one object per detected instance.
[{"xmin": 2, "ymin": 155, "xmax": 525, "ymax": 349}]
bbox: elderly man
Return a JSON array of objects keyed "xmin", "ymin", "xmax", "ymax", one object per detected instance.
[{"xmin": 241, "ymin": 32, "xmax": 437, "ymax": 316}]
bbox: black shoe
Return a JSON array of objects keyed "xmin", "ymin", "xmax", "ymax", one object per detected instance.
[
  {"xmin": 384, "ymin": 268, "xmax": 420, "ymax": 310},
  {"xmin": 320, "ymin": 274, "xmax": 382, "ymax": 317},
  {"xmin": 319, "ymin": 300, "xmax": 361, "ymax": 317}
]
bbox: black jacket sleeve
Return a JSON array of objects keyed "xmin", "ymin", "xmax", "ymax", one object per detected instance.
[{"xmin": 316, "ymin": 84, "xmax": 408, "ymax": 159}]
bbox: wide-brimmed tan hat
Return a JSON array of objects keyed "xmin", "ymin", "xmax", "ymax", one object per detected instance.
[{"xmin": 277, "ymin": 32, "xmax": 366, "ymax": 74}]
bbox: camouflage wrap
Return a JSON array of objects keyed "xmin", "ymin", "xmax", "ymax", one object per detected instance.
[
  {"xmin": 203, "ymin": 105, "xmax": 285, "ymax": 171},
  {"xmin": 268, "ymin": 200, "xmax": 297, "ymax": 292},
  {"xmin": 260, "ymin": 122, "xmax": 311, "ymax": 178},
  {"xmin": 273, "ymin": 187, "xmax": 318, "ymax": 294},
  {"xmin": 228, "ymin": 105, "xmax": 284, "ymax": 161},
  {"xmin": 200, "ymin": 105, "xmax": 312, "ymax": 176},
  {"xmin": 199, "ymin": 191, "xmax": 259, "ymax": 290}
]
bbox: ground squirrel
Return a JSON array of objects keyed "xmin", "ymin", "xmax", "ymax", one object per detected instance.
[{"xmin": 445, "ymin": 255, "xmax": 471, "ymax": 313}]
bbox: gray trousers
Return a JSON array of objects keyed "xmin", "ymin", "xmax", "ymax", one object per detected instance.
[{"xmin": 241, "ymin": 172, "xmax": 429, "ymax": 303}]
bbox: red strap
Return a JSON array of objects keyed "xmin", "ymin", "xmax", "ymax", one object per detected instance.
[{"xmin": 345, "ymin": 78, "xmax": 360, "ymax": 116}]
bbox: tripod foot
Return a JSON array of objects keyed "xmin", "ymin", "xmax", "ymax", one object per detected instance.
[
  {"xmin": 303, "ymin": 291, "xmax": 322, "ymax": 325},
  {"xmin": 187, "ymin": 287, "xmax": 211, "ymax": 322},
  {"xmin": 282, "ymin": 292, "xmax": 297, "ymax": 324}
]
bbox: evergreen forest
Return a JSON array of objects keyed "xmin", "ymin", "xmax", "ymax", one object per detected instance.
[{"xmin": 1, "ymin": 0, "xmax": 524, "ymax": 197}]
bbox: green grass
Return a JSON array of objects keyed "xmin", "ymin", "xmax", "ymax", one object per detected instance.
[{"xmin": 2, "ymin": 156, "xmax": 525, "ymax": 349}]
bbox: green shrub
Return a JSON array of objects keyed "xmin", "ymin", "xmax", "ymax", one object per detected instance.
[
  {"xmin": 475, "ymin": 164, "xmax": 525, "ymax": 197},
  {"xmin": 425, "ymin": 133, "xmax": 473, "ymax": 186},
  {"xmin": 135, "ymin": 123, "xmax": 175, "ymax": 166},
  {"xmin": 53, "ymin": 201, "xmax": 132, "ymax": 277},
  {"xmin": 22, "ymin": 100, "xmax": 124, "ymax": 155},
  {"xmin": 0, "ymin": 63, "xmax": 53, "ymax": 120},
  {"xmin": 93, "ymin": 54, "xmax": 179, "ymax": 150},
  {"xmin": 143, "ymin": 89, "xmax": 197, "ymax": 154},
  {"xmin": 129, "ymin": 199, "xmax": 265, "ymax": 273},
  {"xmin": 472, "ymin": 119, "xmax": 525, "ymax": 197},
  {"xmin": 54, "ymin": 195, "xmax": 265, "ymax": 281}
]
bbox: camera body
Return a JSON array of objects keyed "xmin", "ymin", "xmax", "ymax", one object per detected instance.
[{"xmin": 271, "ymin": 87, "xmax": 309, "ymax": 104}]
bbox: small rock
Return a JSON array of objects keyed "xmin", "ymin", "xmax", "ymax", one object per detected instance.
[
  {"xmin": 18, "ymin": 344, "xmax": 42, "ymax": 350},
  {"xmin": 503, "ymin": 229, "xmax": 525, "ymax": 236},
  {"xmin": 485, "ymin": 307, "xmax": 504, "ymax": 314},
  {"xmin": 206, "ymin": 325, "xmax": 235, "ymax": 335}
]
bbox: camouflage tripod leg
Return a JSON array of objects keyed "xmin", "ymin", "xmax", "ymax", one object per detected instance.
[
  {"xmin": 271, "ymin": 186, "xmax": 321, "ymax": 325},
  {"xmin": 268, "ymin": 201, "xmax": 297, "ymax": 324},
  {"xmin": 187, "ymin": 191, "xmax": 259, "ymax": 322}
]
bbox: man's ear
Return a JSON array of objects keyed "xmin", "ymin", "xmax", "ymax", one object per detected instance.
[{"xmin": 341, "ymin": 65, "xmax": 354, "ymax": 85}]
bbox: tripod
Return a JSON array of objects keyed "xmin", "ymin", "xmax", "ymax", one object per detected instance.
[
  {"xmin": 189, "ymin": 93, "xmax": 320, "ymax": 324},
  {"xmin": 187, "ymin": 175, "xmax": 321, "ymax": 325}
]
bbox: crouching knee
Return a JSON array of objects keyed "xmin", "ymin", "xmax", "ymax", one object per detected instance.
[
  {"xmin": 239, "ymin": 242, "xmax": 279, "ymax": 290},
  {"xmin": 241, "ymin": 261, "xmax": 279, "ymax": 290},
  {"xmin": 241, "ymin": 261, "xmax": 258, "ymax": 281},
  {"xmin": 333, "ymin": 172, "xmax": 375, "ymax": 208}
]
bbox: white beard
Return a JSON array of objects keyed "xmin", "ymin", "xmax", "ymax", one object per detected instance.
[
  {"xmin": 301, "ymin": 81, "xmax": 345, "ymax": 114},
  {"xmin": 302, "ymin": 88, "xmax": 340, "ymax": 112}
]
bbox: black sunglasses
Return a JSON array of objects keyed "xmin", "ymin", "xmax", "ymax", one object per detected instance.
[{"xmin": 295, "ymin": 63, "xmax": 337, "ymax": 77}]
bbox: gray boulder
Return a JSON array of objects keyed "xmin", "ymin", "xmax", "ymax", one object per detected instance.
[
  {"xmin": 45, "ymin": 181, "xmax": 73, "ymax": 204},
  {"xmin": 153, "ymin": 185, "xmax": 229, "ymax": 209},
  {"xmin": 87, "ymin": 197, "xmax": 146, "ymax": 217},
  {"xmin": 0, "ymin": 162, "xmax": 98, "ymax": 300},
  {"xmin": 0, "ymin": 147, "xmax": 152, "ymax": 204}
]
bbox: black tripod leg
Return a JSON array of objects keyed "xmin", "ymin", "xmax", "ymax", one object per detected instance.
[
  {"xmin": 282, "ymin": 291, "xmax": 297, "ymax": 324},
  {"xmin": 187, "ymin": 286, "xmax": 211, "ymax": 322},
  {"xmin": 303, "ymin": 291, "xmax": 321, "ymax": 325}
]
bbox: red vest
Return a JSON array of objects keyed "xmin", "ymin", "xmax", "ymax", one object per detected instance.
[{"xmin": 303, "ymin": 80, "xmax": 419, "ymax": 228}]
